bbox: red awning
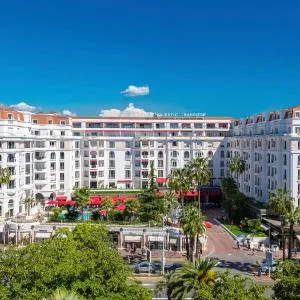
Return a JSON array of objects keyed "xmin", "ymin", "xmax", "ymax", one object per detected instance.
[
  {"xmin": 156, "ymin": 177, "xmax": 167, "ymax": 184},
  {"xmin": 56, "ymin": 196, "xmax": 67, "ymax": 201},
  {"xmin": 65, "ymin": 200, "xmax": 76, "ymax": 205}
]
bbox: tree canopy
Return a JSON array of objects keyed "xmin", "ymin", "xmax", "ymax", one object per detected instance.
[{"xmin": 0, "ymin": 224, "xmax": 151, "ymax": 300}]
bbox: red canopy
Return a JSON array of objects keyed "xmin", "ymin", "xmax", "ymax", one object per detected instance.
[
  {"xmin": 156, "ymin": 177, "xmax": 167, "ymax": 184},
  {"xmin": 56, "ymin": 195, "xmax": 67, "ymax": 201},
  {"xmin": 47, "ymin": 200, "xmax": 58, "ymax": 205}
]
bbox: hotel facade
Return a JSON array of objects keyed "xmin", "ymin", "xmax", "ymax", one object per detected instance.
[{"xmin": 1, "ymin": 105, "xmax": 300, "ymax": 217}]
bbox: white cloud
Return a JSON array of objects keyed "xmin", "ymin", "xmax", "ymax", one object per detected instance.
[
  {"xmin": 62, "ymin": 109, "xmax": 76, "ymax": 116},
  {"xmin": 10, "ymin": 102, "xmax": 37, "ymax": 112},
  {"xmin": 100, "ymin": 103, "xmax": 153, "ymax": 117},
  {"xmin": 121, "ymin": 85, "xmax": 150, "ymax": 97}
]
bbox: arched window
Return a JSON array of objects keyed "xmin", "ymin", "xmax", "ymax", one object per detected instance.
[
  {"xmin": 50, "ymin": 152, "xmax": 56, "ymax": 159},
  {"xmin": 158, "ymin": 151, "xmax": 163, "ymax": 158},
  {"xmin": 184, "ymin": 151, "xmax": 189, "ymax": 159},
  {"xmin": 172, "ymin": 151, "xmax": 178, "ymax": 158},
  {"xmin": 125, "ymin": 151, "xmax": 131, "ymax": 159},
  {"xmin": 8, "ymin": 199, "xmax": 14, "ymax": 207},
  {"xmin": 109, "ymin": 151, "xmax": 115, "ymax": 159},
  {"xmin": 208, "ymin": 151, "xmax": 213, "ymax": 158}
]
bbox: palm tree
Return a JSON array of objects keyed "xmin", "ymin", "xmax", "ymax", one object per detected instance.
[
  {"xmin": 268, "ymin": 188, "xmax": 290, "ymax": 260},
  {"xmin": 168, "ymin": 168, "xmax": 192, "ymax": 209},
  {"xmin": 0, "ymin": 167, "xmax": 11, "ymax": 185},
  {"xmin": 228, "ymin": 156, "xmax": 246, "ymax": 185},
  {"xmin": 164, "ymin": 258, "xmax": 217, "ymax": 299},
  {"xmin": 181, "ymin": 204, "xmax": 206, "ymax": 262},
  {"xmin": 73, "ymin": 187, "xmax": 90, "ymax": 209},
  {"xmin": 190, "ymin": 157, "xmax": 211, "ymax": 212},
  {"xmin": 44, "ymin": 288, "xmax": 84, "ymax": 300},
  {"xmin": 22, "ymin": 197, "xmax": 36, "ymax": 216},
  {"xmin": 163, "ymin": 191, "xmax": 179, "ymax": 222},
  {"xmin": 286, "ymin": 201, "xmax": 300, "ymax": 259}
]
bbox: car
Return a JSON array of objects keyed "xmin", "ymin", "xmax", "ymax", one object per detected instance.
[
  {"xmin": 259, "ymin": 259, "xmax": 279, "ymax": 273},
  {"xmin": 133, "ymin": 261, "xmax": 161, "ymax": 274},
  {"xmin": 164, "ymin": 263, "xmax": 182, "ymax": 272}
]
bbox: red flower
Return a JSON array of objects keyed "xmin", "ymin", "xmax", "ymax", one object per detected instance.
[{"xmin": 99, "ymin": 209, "xmax": 107, "ymax": 216}]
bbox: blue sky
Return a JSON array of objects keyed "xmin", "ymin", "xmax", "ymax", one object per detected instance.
[{"xmin": 0, "ymin": 0, "xmax": 299, "ymax": 117}]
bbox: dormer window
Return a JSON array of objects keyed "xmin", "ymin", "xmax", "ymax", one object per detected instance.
[
  {"xmin": 60, "ymin": 121, "xmax": 66, "ymax": 126},
  {"xmin": 295, "ymin": 112, "xmax": 300, "ymax": 118},
  {"xmin": 48, "ymin": 120, "xmax": 53, "ymax": 125},
  {"xmin": 33, "ymin": 120, "xmax": 38, "ymax": 124},
  {"xmin": 8, "ymin": 114, "xmax": 13, "ymax": 120}
]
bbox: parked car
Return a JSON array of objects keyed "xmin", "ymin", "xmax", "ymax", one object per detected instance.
[
  {"xmin": 164, "ymin": 263, "xmax": 182, "ymax": 272},
  {"xmin": 133, "ymin": 261, "xmax": 161, "ymax": 274},
  {"xmin": 259, "ymin": 259, "xmax": 279, "ymax": 273}
]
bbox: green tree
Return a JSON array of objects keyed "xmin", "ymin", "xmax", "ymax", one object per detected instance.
[
  {"xmin": 190, "ymin": 157, "xmax": 211, "ymax": 212},
  {"xmin": 0, "ymin": 167, "xmax": 11, "ymax": 185},
  {"xmin": 73, "ymin": 187, "xmax": 90, "ymax": 209},
  {"xmin": 285, "ymin": 202, "xmax": 300, "ymax": 259},
  {"xmin": 273, "ymin": 261, "xmax": 300, "ymax": 300},
  {"xmin": 195, "ymin": 271, "xmax": 268, "ymax": 300},
  {"xmin": 139, "ymin": 191, "xmax": 166, "ymax": 224},
  {"xmin": 180, "ymin": 204, "xmax": 206, "ymax": 262},
  {"xmin": 148, "ymin": 161, "xmax": 156, "ymax": 193},
  {"xmin": 168, "ymin": 168, "xmax": 192, "ymax": 209},
  {"xmin": 268, "ymin": 189, "xmax": 290, "ymax": 260},
  {"xmin": 163, "ymin": 258, "xmax": 217, "ymax": 299},
  {"xmin": 228, "ymin": 156, "xmax": 246, "ymax": 184},
  {"xmin": 22, "ymin": 197, "xmax": 36, "ymax": 216},
  {"xmin": 124, "ymin": 198, "xmax": 140, "ymax": 221},
  {"xmin": 0, "ymin": 224, "xmax": 151, "ymax": 300}
]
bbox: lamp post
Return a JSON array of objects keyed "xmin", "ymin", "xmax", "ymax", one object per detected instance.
[{"xmin": 162, "ymin": 216, "xmax": 166, "ymax": 275}]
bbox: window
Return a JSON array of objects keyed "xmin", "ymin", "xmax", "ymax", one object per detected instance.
[
  {"xmin": 73, "ymin": 122, "xmax": 81, "ymax": 128},
  {"xmin": 109, "ymin": 141, "xmax": 115, "ymax": 148},
  {"xmin": 60, "ymin": 162, "xmax": 64, "ymax": 170},
  {"xmin": 109, "ymin": 170, "xmax": 115, "ymax": 179},
  {"xmin": 184, "ymin": 151, "xmax": 189, "ymax": 159},
  {"xmin": 51, "ymin": 152, "xmax": 56, "ymax": 160},
  {"xmin": 60, "ymin": 142, "xmax": 65, "ymax": 149},
  {"xmin": 25, "ymin": 153, "xmax": 31, "ymax": 162},
  {"xmin": 33, "ymin": 119, "xmax": 37, "ymax": 124},
  {"xmin": 60, "ymin": 184, "xmax": 64, "ymax": 190},
  {"xmin": 60, "ymin": 173, "xmax": 64, "ymax": 181},
  {"xmin": 109, "ymin": 151, "xmax": 115, "ymax": 159},
  {"xmin": 109, "ymin": 160, "xmax": 115, "ymax": 168},
  {"xmin": 170, "ymin": 123, "xmax": 179, "ymax": 129},
  {"xmin": 50, "ymin": 141, "xmax": 56, "ymax": 147},
  {"xmin": 61, "ymin": 131, "xmax": 65, "ymax": 136},
  {"xmin": 48, "ymin": 120, "xmax": 53, "ymax": 125},
  {"xmin": 60, "ymin": 152, "xmax": 64, "ymax": 160},
  {"xmin": 158, "ymin": 170, "xmax": 164, "ymax": 177},
  {"xmin": 172, "ymin": 141, "xmax": 178, "ymax": 147},
  {"xmin": 60, "ymin": 121, "xmax": 66, "ymax": 126},
  {"xmin": 125, "ymin": 170, "xmax": 131, "ymax": 178},
  {"xmin": 158, "ymin": 160, "xmax": 164, "ymax": 168},
  {"xmin": 50, "ymin": 162, "xmax": 55, "ymax": 171}
]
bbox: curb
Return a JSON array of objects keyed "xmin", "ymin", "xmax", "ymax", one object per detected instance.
[{"xmin": 213, "ymin": 218, "xmax": 238, "ymax": 240}]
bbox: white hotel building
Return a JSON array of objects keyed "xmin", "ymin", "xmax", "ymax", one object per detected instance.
[
  {"xmin": 1, "ymin": 105, "xmax": 300, "ymax": 217},
  {"xmin": 225, "ymin": 106, "xmax": 300, "ymax": 208}
]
